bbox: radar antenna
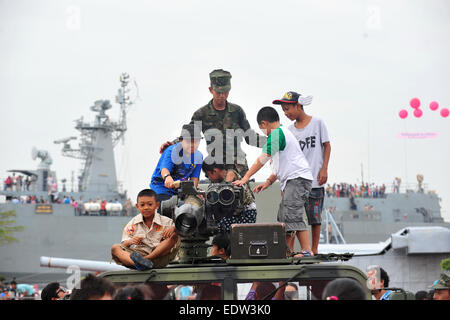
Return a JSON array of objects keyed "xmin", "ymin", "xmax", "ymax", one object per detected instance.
[{"xmin": 113, "ymin": 72, "xmax": 137, "ymax": 146}]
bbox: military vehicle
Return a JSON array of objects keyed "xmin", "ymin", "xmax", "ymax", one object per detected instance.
[
  {"xmin": 99, "ymin": 254, "xmax": 371, "ymax": 300},
  {"xmin": 98, "ymin": 180, "xmax": 372, "ymax": 300}
]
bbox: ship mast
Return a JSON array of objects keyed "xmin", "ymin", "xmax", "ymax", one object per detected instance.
[
  {"xmin": 54, "ymin": 73, "xmax": 135, "ymax": 198},
  {"xmin": 112, "ymin": 73, "xmax": 133, "ymax": 146}
]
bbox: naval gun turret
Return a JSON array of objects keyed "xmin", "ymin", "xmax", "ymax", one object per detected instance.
[
  {"xmin": 30, "ymin": 147, "xmax": 57, "ymax": 192},
  {"xmin": 31, "ymin": 147, "xmax": 53, "ymax": 170}
]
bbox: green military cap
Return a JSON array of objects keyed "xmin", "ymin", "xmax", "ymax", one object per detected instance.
[
  {"xmin": 209, "ymin": 69, "xmax": 232, "ymax": 93},
  {"xmin": 430, "ymin": 273, "xmax": 450, "ymax": 290}
]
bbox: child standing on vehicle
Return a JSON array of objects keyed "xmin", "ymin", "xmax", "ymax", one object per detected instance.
[
  {"xmin": 233, "ymin": 106, "xmax": 314, "ymax": 256},
  {"xmin": 273, "ymin": 91, "xmax": 331, "ymax": 255}
]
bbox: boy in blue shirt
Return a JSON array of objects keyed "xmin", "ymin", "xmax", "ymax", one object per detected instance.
[{"xmin": 150, "ymin": 124, "xmax": 203, "ymax": 206}]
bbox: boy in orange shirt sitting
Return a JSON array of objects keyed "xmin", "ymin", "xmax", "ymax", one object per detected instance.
[{"xmin": 111, "ymin": 189, "xmax": 180, "ymax": 270}]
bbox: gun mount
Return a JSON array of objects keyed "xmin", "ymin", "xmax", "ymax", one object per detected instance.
[
  {"xmin": 160, "ymin": 180, "xmax": 243, "ymax": 263},
  {"xmin": 31, "ymin": 147, "xmax": 53, "ymax": 170}
]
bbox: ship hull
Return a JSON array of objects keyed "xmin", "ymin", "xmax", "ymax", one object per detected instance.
[{"xmin": 0, "ymin": 202, "xmax": 131, "ymax": 284}]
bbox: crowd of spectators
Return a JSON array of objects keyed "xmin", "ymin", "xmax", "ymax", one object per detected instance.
[
  {"xmin": 2, "ymin": 194, "xmax": 134, "ymax": 217},
  {"xmin": 325, "ymin": 183, "xmax": 387, "ymax": 199},
  {"xmin": 1, "ymin": 268, "xmax": 447, "ymax": 300},
  {"xmin": 3, "ymin": 174, "xmax": 32, "ymax": 192},
  {"xmin": 4, "ymin": 194, "xmax": 78, "ymax": 205}
]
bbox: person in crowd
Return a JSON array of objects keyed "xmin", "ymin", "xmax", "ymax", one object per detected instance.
[
  {"xmin": 41, "ymin": 282, "xmax": 69, "ymax": 300},
  {"xmin": 195, "ymin": 284, "xmax": 222, "ymax": 300},
  {"xmin": 4, "ymin": 176, "xmax": 12, "ymax": 190},
  {"xmin": 125, "ymin": 198, "xmax": 133, "ymax": 217},
  {"xmin": 70, "ymin": 274, "xmax": 116, "ymax": 300},
  {"xmin": 245, "ymin": 281, "xmax": 285, "ymax": 300},
  {"xmin": 284, "ymin": 283, "xmax": 299, "ymax": 300},
  {"xmin": 9, "ymin": 279, "xmax": 36, "ymax": 298},
  {"xmin": 431, "ymin": 273, "xmax": 450, "ymax": 300},
  {"xmin": 322, "ymin": 278, "xmax": 367, "ymax": 300},
  {"xmin": 415, "ymin": 290, "xmax": 428, "ymax": 300},
  {"xmin": 114, "ymin": 285, "xmax": 152, "ymax": 300},
  {"xmin": 367, "ymin": 266, "xmax": 392, "ymax": 300}
]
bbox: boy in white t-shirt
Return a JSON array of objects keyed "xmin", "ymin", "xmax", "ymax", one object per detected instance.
[
  {"xmin": 234, "ymin": 106, "xmax": 314, "ymax": 256},
  {"xmin": 273, "ymin": 91, "xmax": 331, "ymax": 255}
]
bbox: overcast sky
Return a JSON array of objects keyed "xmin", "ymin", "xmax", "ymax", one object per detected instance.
[{"xmin": 1, "ymin": 0, "xmax": 449, "ymax": 220}]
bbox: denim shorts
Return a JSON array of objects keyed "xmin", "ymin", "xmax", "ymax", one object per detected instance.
[{"xmin": 277, "ymin": 177, "xmax": 312, "ymax": 232}]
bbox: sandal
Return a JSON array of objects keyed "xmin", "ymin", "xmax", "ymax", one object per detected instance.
[
  {"xmin": 293, "ymin": 250, "xmax": 313, "ymax": 258},
  {"xmin": 130, "ymin": 252, "xmax": 154, "ymax": 271}
]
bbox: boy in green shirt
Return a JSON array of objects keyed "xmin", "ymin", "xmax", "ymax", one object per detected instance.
[{"xmin": 234, "ymin": 107, "xmax": 314, "ymax": 256}]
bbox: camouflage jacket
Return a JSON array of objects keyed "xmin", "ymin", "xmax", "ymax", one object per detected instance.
[{"xmin": 190, "ymin": 100, "xmax": 266, "ymax": 165}]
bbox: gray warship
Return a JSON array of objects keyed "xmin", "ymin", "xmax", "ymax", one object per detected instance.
[
  {"xmin": 0, "ymin": 73, "xmax": 139, "ymax": 284},
  {"xmin": 0, "ymin": 73, "xmax": 449, "ymax": 291}
]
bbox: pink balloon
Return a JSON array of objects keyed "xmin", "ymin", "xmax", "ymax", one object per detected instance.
[
  {"xmin": 429, "ymin": 101, "xmax": 439, "ymax": 111},
  {"xmin": 410, "ymin": 98, "xmax": 421, "ymax": 109},
  {"xmin": 413, "ymin": 108, "xmax": 423, "ymax": 118},
  {"xmin": 399, "ymin": 109, "xmax": 408, "ymax": 119},
  {"xmin": 441, "ymin": 108, "xmax": 449, "ymax": 118}
]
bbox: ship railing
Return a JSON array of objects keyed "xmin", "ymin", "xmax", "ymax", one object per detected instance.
[
  {"xmin": 73, "ymin": 205, "xmax": 137, "ymax": 217},
  {"xmin": 322, "ymin": 208, "xmax": 346, "ymax": 245},
  {"xmin": 392, "ymin": 182, "xmax": 430, "ymax": 195}
]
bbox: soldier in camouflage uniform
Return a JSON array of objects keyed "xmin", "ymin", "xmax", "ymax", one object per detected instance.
[
  {"xmin": 202, "ymin": 156, "xmax": 257, "ymax": 233},
  {"xmin": 431, "ymin": 273, "xmax": 450, "ymax": 300},
  {"xmin": 191, "ymin": 69, "xmax": 266, "ymax": 177},
  {"xmin": 160, "ymin": 69, "xmax": 266, "ymax": 178}
]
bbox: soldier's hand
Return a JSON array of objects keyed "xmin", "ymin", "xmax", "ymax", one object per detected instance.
[{"xmin": 160, "ymin": 141, "xmax": 173, "ymax": 154}]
